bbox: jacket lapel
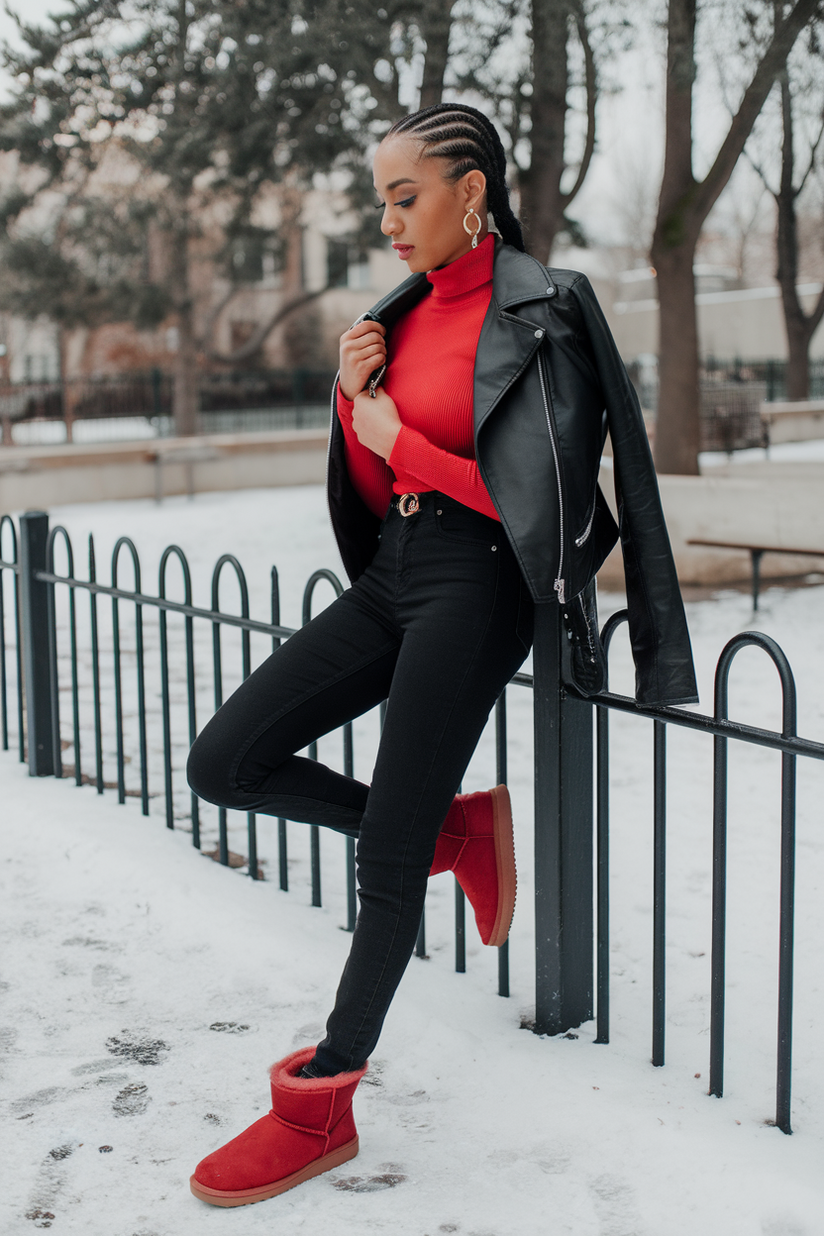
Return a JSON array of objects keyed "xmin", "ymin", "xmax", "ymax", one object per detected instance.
[
  {"xmin": 473, "ymin": 298, "xmax": 545, "ymax": 434},
  {"xmin": 474, "ymin": 242, "xmax": 558, "ymax": 433}
]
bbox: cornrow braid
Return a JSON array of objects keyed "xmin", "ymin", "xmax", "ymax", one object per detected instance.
[{"xmin": 386, "ymin": 103, "xmax": 525, "ymax": 253}]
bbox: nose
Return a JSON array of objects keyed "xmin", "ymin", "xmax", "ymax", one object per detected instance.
[{"xmin": 380, "ymin": 207, "xmax": 398, "ymax": 238}]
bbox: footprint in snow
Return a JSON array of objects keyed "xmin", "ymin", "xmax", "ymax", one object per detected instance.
[
  {"xmin": 11, "ymin": 1087, "xmax": 65, "ymax": 1114},
  {"xmin": 332, "ymin": 1164, "xmax": 407, "ymax": 1193},
  {"xmin": 588, "ymin": 1173, "xmax": 645, "ymax": 1236},
  {"xmin": 106, "ymin": 1031, "xmax": 170, "ymax": 1066},
  {"xmin": 25, "ymin": 1142, "xmax": 78, "ymax": 1229},
  {"xmin": 113, "ymin": 1083, "xmax": 151, "ymax": 1117}
]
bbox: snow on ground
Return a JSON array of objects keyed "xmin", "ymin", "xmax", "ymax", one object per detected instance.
[{"xmin": 2, "ymin": 485, "xmax": 824, "ymax": 1236}]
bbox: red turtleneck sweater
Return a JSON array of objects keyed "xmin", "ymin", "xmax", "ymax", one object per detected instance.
[{"xmin": 336, "ymin": 233, "xmax": 499, "ymax": 522}]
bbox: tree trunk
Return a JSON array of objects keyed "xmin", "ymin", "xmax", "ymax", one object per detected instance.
[
  {"xmin": 650, "ymin": 0, "xmax": 699, "ymax": 475},
  {"xmin": 520, "ymin": 0, "xmax": 570, "ymax": 261},
  {"xmin": 652, "ymin": 0, "xmax": 818, "ymax": 474},
  {"xmin": 653, "ymin": 244, "xmax": 702, "ymax": 472},
  {"xmin": 173, "ymin": 300, "xmax": 199, "ymax": 437},
  {"xmin": 169, "ymin": 207, "xmax": 198, "ymax": 437},
  {"xmin": 784, "ymin": 319, "xmax": 810, "ymax": 401},
  {"xmin": 774, "ymin": 66, "xmax": 818, "ymax": 403},
  {"xmin": 418, "ymin": 0, "xmax": 452, "ymax": 109}
]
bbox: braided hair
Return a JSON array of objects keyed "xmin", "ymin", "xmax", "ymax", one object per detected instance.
[{"xmin": 385, "ymin": 103, "xmax": 525, "ymax": 253}]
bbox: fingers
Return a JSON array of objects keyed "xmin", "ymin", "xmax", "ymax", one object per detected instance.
[{"xmin": 344, "ymin": 319, "xmax": 386, "ymax": 341}]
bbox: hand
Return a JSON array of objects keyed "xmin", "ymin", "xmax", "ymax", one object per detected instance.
[
  {"xmin": 351, "ymin": 387, "xmax": 402, "ymax": 461},
  {"xmin": 339, "ymin": 319, "xmax": 387, "ymax": 400}
]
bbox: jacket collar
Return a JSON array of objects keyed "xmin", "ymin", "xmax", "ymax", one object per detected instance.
[
  {"xmin": 490, "ymin": 238, "xmax": 558, "ymax": 308},
  {"xmin": 362, "ymin": 237, "xmax": 557, "ymax": 325}
]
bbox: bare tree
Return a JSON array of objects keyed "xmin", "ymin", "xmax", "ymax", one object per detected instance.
[
  {"xmin": 417, "ymin": 0, "xmax": 456, "ymax": 107},
  {"xmin": 744, "ymin": 5, "xmax": 824, "ymax": 398},
  {"xmin": 452, "ymin": 0, "xmax": 604, "ymax": 262},
  {"xmin": 651, "ymin": 0, "xmax": 820, "ymax": 476}
]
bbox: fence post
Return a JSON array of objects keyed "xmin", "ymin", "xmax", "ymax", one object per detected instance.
[
  {"xmin": 19, "ymin": 510, "xmax": 55, "ymax": 776},
  {"xmin": 532, "ymin": 601, "xmax": 594, "ymax": 1034}
]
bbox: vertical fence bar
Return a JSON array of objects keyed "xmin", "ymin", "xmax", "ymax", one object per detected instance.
[
  {"xmin": 0, "ymin": 536, "xmax": 8, "ymax": 752},
  {"xmin": 344, "ymin": 720, "xmax": 357, "ymax": 931},
  {"xmin": 45, "ymin": 528, "xmax": 81, "ymax": 785},
  {"xmin": 159, "ymin": 570, "xmax": 175, "ymax": 829},
  {"xmin": 112, "ymin": 539, "xmax": 149, "ymax": 814},
  {"xmin": 595, "ymin": 699, "xmax": 610, "ymax": 1043},
  {"xmin": 594, "ymin": 609, "xmax": 627, "ymax": 1046},
  {"xmin": 111, "ymin": 570, "xmax": 125, "ymax": 803},
  {"xmin": 454, "ymin": 881, "xmax": 466, "ymax": 972},
  {"xmin": 496, "ymin": 690, "xmax": 510, "ymax": 998},
  {"xmin": 0, "ymin": 514, "xmax": 24, "ymax": 760},
  {"xmin": 271, "ymin": 567, "xmax": 287, "ymax": 888},
  {"xmin": 710, "ymin": 729, "xmax": 728, "ymax": 1097},
  {"xmin": 19, "ymin": 511, "xmax": 54, "ymax": 776},
  {"xmin": 159, "ymin": 547, "xmax": 194, "ymax": 832},
  {"xmin": 88, "ymin": 536, "xmax": 104, "ymax": 794},
  {"xmin": 186, "ymin": 586, "xmax": 199, "ymax": 848},
  {"xmin": 415, "ymin": 908, "xmax": 427, "ymax": 958},
  {"xmin": 533, "ymin": 602, "xmax": 594, "ymax": 1034},
  {"xmin": 775, "ymin": 656, "xmax": 798, "ymax": 1135},
  {"xmin": 212, "ymin": 555, "xmax": 252, "ymax": 870},
  {"xmin": 302, "ymin": 570, "xmax": 344, "ymax": 908},
  {"xmin": 776, "ymin": 741, "xmax": 797, "ymax": 1133},
  {"xmin": 652, "ymin": 720, "xmax": 667, "ymax": 1067},
  {"xmin": 45, "ymin": 537, "xmax": 63, "ymax": 780}
]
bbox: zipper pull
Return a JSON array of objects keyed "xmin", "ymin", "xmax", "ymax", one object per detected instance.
[{"xmin": 554, "ymin": 578, "xmax": 566, "ymax": 605}]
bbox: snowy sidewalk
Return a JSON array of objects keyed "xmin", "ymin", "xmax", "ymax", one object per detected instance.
[{"xmin": 3, "ymin": 754, "xmax": 824, "ymax": 1236}]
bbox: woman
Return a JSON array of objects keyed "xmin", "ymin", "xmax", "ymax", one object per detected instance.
[{"xmin": 186, "ymin": 103, "xmax": 697, "ymax": 1209}]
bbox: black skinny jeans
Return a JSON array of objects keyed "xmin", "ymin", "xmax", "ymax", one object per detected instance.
[{"xmin": 186, "ymin": 491, "xmax": 533, "ymax": 1075}]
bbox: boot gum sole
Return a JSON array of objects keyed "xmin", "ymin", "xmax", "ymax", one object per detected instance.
[
  {"xmin": 189, "ymin": 1135, "xmax": 359, "ymax": 1207},
  {"xmin": 488, "ymin": 784, "xmax": 517, "ymax": 948}
]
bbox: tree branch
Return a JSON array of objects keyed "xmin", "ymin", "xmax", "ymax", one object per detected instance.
[
  {"xmin": 204, "ymin": 285, "xmax": 334, "ymax": 364},
  {"xmin": 693, "ymin": 0, "xmax": 822, "ymax": 225},
  {"xmin": 806, "ymin": 281, "xmax": 824, "ymax": 335},
  {"xmin": 561, "ymin": 1, "xmax": 597, "ymax": 209}
]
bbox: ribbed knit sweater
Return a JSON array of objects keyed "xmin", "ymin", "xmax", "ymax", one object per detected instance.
[{"xmin": 336, "ymin": 233, "xmax": 499, "ymax": 522}]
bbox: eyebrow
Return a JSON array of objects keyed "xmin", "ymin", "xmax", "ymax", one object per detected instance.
[{"xmin": 373, "ymin": 178, "xmax": 419, "ymax": 194}]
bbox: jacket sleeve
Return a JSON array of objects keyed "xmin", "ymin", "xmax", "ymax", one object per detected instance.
[
  {"xmin": 569, "ymin": 274, "xmax": 699, "ymax": 707},
  {"xmin": 337, "ymin": 387, "xmax": 395, "ymax": 520}
]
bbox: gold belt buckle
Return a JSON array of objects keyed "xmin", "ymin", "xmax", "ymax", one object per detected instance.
[{"xmin": 398, "ymin": 493, "xmax": 420, "ymax": 518}]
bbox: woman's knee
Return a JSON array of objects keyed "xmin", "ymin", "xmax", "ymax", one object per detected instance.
[{"xmin": 186, "ymin": 725, "xmax": 243, "ymax": 809}]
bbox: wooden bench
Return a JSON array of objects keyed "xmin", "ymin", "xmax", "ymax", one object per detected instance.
[{"xmin": 687, "ymin": 539, "xmax": 824, "ymax": 610}]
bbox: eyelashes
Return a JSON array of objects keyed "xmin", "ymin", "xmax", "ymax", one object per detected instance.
[{"xmin": 373, "ymin": 196, "xmax": 417, "ymax": 210}]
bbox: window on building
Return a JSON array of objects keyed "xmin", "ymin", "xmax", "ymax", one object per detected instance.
[
  {"xmin": 230, "ymin": 232, "xmax": 285, "ymax": 284},
  {"xmin": 327, "ymin": 239, "xmax": 370, "ymax": 290}
]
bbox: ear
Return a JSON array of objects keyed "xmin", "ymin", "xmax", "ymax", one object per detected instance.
[{"xmin": 463, "ymin": 169, "xmax": 487, "ymax": 212}]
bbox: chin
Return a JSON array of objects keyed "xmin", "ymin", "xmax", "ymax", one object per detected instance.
[{"xmin": 403, "ymin": 253, "xmax": 429, "ymax": 273}]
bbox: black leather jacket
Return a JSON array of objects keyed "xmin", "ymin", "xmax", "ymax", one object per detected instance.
[{"xmin": 327, "ymin": 239, "xmax": 698, "ymax": 707}]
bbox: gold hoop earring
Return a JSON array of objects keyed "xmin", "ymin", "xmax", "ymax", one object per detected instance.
[{"xmin": 462, "ymin": 208, "xmax": 482, "ymax": 249}]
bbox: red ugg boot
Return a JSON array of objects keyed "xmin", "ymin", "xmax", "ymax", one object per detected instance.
[
  {"xmin": 430, "ymin": 784, "xmax": 516, "ymax": 948},
  {"xmin": 190, "ymin": 1047, "xmax": 367, "ymax": 1207}
]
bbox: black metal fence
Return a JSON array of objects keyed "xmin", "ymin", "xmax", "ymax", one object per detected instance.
[
  {"xmin": 703, "ymin": 356, "xmax": 824, "ymax": 403},
  {"xmin": 623, "ymin": 357, "xmax": 824, "ymax": 452},
  {"xmin": 0, "ymin": 370, "xmax": 337, "ymax": 444},
  {"xmin": 2, "ymin": 508, "xmax": 824, "ymax": 1135}
]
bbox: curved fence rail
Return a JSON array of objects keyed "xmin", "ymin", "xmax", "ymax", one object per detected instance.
[{"xmin": 2, "ymin": 508, "xmax": 824, "ymax": 1135}]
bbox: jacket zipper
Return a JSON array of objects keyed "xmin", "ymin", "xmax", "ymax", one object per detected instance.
[
  {"xmin": 574, "ymin": 496, "xmax": 597, "ymax": 548},
  {"xmin": 537, "ymin": 350, "xmax": 566, "ymax": 604}
]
